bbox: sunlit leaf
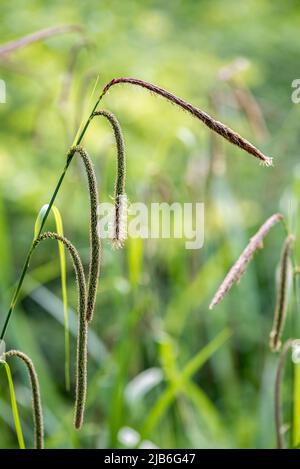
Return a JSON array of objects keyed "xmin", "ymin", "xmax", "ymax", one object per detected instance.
[
  {"xmin": 1, "ymin": 362, "xmax": 25, "ymax": 449},
  {"xmin": 142, "ymin": 328, "xmax": 231, "ymax": 436},
  {"xmin": 34, "ymin": 204, "xmax": 70, "ymax": 390},
  {"xmin": 127, "ymin": 237, "xmax": 143, "ymax": 288}
]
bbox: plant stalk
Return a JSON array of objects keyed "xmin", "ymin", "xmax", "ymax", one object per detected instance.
[{"xmin": 0, "ymin": 93, "xmax": 103, "ymax": 340}]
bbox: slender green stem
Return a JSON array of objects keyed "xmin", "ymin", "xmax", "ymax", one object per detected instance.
[
  {"xmin": 0, "ymin": 92, "xmax": 104, "ymax": 340},
  {"xmin": 275, "ymin": 339, "xmax": 295, "ymax": 449}
]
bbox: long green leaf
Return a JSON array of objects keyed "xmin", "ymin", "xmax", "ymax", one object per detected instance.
[
  {"xmin": 127, "ymin": 237, "xmax": 143, "ymax": 288},
  {"xmin": 182, "ymin": 328, "xmax": 231, "ymax": 381},
  {"xmin": 142, "ymin": 328, "xmax": 231, "ymax": 436},
  {"xmin": 186, "ymin": 381, "xmax": 226, "ymax": 442},
  {"xmin": 34, "ymin": 204, "xmax": 70, "ymax": 390},
  {"xmin": 1, "ymin": 362, "xmax": 25, "ymax": 449}
]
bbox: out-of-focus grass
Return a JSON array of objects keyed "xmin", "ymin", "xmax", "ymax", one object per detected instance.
[{"xmin": 0, "ymin": 0, "xmax": 300, "ymax": 449}]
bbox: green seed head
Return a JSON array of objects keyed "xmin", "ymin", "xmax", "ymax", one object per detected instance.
[
  {"xmin": 34, "ymin": 232, "xmax": 88, "ymax": 429},
  {"xmin": 5, "ymin": 349, "xmax": 44, "ymax": 449}
]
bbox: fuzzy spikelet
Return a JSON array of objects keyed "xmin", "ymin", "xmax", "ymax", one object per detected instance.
[
  {"xmin": 92, "ymin": 110, "xmax": 126, "ymax": 197},
  {"xmin": 260, "ymin": 158, "xmax": 273, "ymax": 168},
  {"xmin": 209, "ymin": 213, "xmax": 284, "ymax": 309},
  {"xmin": 101, "ymin": 77, "xmax": 273, "ymax": 167},
  {"xmin": 109, "ymin": 193, "xmax": 128, "ymax": 249},
  {"xmin": 68, "ymin": 146, "xmax": 100, "ymax": 323},
  {"xmin": 34, "ymin": 232, "xmax": 88, "ymax": 430},
  {"xmin": 92, "ymin": 111, "xmax": 127, "ymax": 248},
  {"xmin": 5, "ymin": 349, "xmax": 44, "ymax": 449},
  {"xmin": 269, "ymin": 234, "xmax": 295, "ymax": 352}
]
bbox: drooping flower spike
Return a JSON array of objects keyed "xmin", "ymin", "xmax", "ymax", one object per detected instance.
[
  {"xmin": 34, "ymin": 232, "xmax": 88, "ymax": 429},
  {"xmin": 92, "ymin": 110, "xmax": 127, "ymax": 248},
  {"xmin": 4, "ymin": 349, "xmax": 44, "ymax": 449},
  {"xmin": 269, "ymin": 234, "xmax": 295, "ymax": 352},
  {"xmin": 67, "ymin": 146, "xmax": 100, "ymax": 323},
  {"xmin": 210, "ymin": 213, "xmax": 284, "ymax": 309},
  {"xmin": 100, "ymin": 77, "xmax": 273, "ymax": 167}
]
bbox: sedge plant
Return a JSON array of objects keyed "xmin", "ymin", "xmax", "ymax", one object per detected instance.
[
  {"xmin": 0, "ymin": 76, "xmax": 273, "ymax": 448},
  {"xmin": 210, "ymin": 213, "xmax": 300, "ymax": 448}
]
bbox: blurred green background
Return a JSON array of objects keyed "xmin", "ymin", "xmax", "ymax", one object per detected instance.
[{"xmin": 1, "ymin": 0, "xmax": 300, "ymax": 449}]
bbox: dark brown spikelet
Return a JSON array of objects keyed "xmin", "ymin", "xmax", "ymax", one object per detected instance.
[
  {"xmin": 269, "ymin": 235, "xmax": 295, "ymax": 352},
  {"xmin": 101, "ymin": 77, "xmax": 273, "ymax": 167},
  {"xmin": 34, "ymin": 232, "xmax": 88, "ymax": 429},
  {"xmin": 209, "ymin": 213, "xmax": 284, "ymax": 309},
  {"xmin": 5, "ymin": 349, "xmax": 44, "ymax": 449},
  {"xmin": 68, "ymin": 146, "xmax": 100, "ymax": 323},
  {"xmin": 92, "ymin": 110, "xmax": 127, "ymax": 248}
]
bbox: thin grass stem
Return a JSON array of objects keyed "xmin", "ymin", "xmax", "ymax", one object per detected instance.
[{"xmin": 275, "ymin": 339, "xmax": 295, "ymax": 449}]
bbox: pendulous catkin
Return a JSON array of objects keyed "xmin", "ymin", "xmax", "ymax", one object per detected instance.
[
  {"xmin": 92, "ymin": 110, "xmax": 127, "ymax": 248},
  {"xmin": 101, "ymin": 77, "xmax": 273, "ymax": 166},
  {"xmin": 209, "ymin": 213, "xmax": 284, "ymax": 309},
  {"xmin": 67, "ymin": 146, "xmax": 100, "ymax": 323},
  {"xmin": 269, "ymin": 234, "xmax": 295, "ymax": 352},
  {"xmin": 4, "ymin": 349, "xmax": 44, "ymax": 449},
  {"xmin": 34, "ymin": 232, "xmax": 88, "ymax": 429}
]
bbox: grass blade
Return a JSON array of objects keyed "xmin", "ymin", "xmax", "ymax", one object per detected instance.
[
  {"xmin": 293, "ymin": 363, "xmax": 300, "ymax": 447},
  {"xmin": 142, "ymin": 328, "xmax": 231, "ymax": 436},
  {"xmin": 51, "ymin": 207, "xmax": 70, "ymax": 391},
  {"xmin": 183, "ymin": 328, "xmax": 231, "ymax": 380},
  {"xmin": 1, "ymin": 362, "xmax": 25, "ymax": 449},
  {"xmin": 186, "ymin": 381, "xmax": 227, "ymax": 442},
  {"xmin": 128, "ymin": 237, "xmax": 143, "ymax": 288},
  {"xmin": 34, "ymin": 204, "xmax": 70, "ymax": 390}
]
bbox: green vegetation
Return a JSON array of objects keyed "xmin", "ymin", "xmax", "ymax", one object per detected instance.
[{"xmin": 0, "ymin": 0, "xmax": 300, "ymax": 449}]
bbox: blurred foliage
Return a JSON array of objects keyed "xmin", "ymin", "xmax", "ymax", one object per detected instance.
[{"xmin": 0, "ymin": 0, "xmax": 300, "ymax": 449}]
